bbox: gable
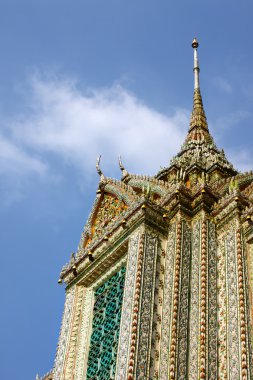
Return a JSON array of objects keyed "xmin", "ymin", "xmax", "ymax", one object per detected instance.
[{"xmin": 82, "ymin": 192, "xmax": 128, "ymax": 249}]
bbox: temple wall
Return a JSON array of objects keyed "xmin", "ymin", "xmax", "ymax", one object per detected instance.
[{"xmin": 52, "ymin": 214, "xmax": 253, "ymax": 380}]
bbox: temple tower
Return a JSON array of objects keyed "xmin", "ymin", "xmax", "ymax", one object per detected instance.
[{"xmin": 38, "ymin": 39, "xmax": 253, "ymax": 380}]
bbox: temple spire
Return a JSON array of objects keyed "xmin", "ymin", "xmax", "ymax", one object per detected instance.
[{"xmin": 188, "ymin": 38, "xmax": 209, "ymax": 134}]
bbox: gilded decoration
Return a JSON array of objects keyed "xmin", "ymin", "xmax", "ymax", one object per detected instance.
[
  {"xmin": 188, "ymin": 219, "xmax": 200, "ymax": 380},
  {"xmin": 84, "ymin": 193, "xmax": 128, "ymax": 248},
  {"xmin": 115, "ymin": 231, "xmax": 140, "ymax": 380},
  {"xmin": 159, "ymin": 223, "xmax": 176, "ymax": 380},
  {"xmin": 150, "ymin": 240, "xmax": 167, "ymax": 380},
  {"xmin": 177, "ymin": 221, "xmax": 191, "ymax": 380},
  {"xmin": 226, "ymin": 230, "xmax": 240, "ymax": 379},
  {"xmin": 74, "ymin": 289, "xmax": 93, "ymax": 380},
  {"xmin": 207, "ymin": 221, "xmax": 218, "ymax": 379},
  {"xmin": 246, "ymin": 242, "xmax": 253, "ymax": 345},
  {"xmin": 135, "ymin": 233, "xmax": 159, "ymax": 380},
  {"xmin": 63, "ymin": 286, "xmax": 86, "ymax": 380},
  {"xmin": 53, "ymin": 287, "xmax": 76, "ymax": 380}
]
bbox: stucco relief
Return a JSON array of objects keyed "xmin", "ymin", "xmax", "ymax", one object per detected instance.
[
  {"xmin": 53, "ymin": 287, "xmax": 76, "ymax": 380},
  {"xmin": 135, "ymin": 233, "xmax": 159, "ymax": 379},
  {"xmin": 115, "ymin": 231, "xmax": 140, "ymax": 380},
  {"xmin": 207, "ymin": 221, "xmax": 218, "ymax": 379},
  {"xmin": 177, "ymin": 221, "xmax": 191, "ymax": 380},
  {"xmin": 159, "ymin": 222, "xmax": 176, "ymax": 380},
  {"xmin": 226, "ymin": 230, "xmax": 240, "ymax": 379},
  {"xmin": 188, "ymin": 220, "xmax": 200, "ymax": 380}
]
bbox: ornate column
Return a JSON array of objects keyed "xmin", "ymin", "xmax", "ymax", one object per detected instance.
[
  {"xmin": 115, "ymin": 225, "xmax": 164, "ymax": 380},
  {"xmin": 217, "ymin": 216, "xmax": 253, "ymax": 380},
  {"xmin": 115, "ymin": 230, "xmax": 141, "ymax": 380},
  {"xmin": 188, "ymin": 219, "xmax": 201, "ymax": 380},
  {"xmin": 164, "ymin": 218, "xmax": 191, "ymax": 380},
  {"xmin": 207, "ymin": 221, "xmax": 218, "ymax": 379},
  {"xmin": 188, "ymin": 217, "xmax": 218, "ymax": 380},
  {"xmin": 74, "ymin": 289, "xmax": 93, "ymax": 380},
  {"xmin": 53, "ymin": 286, "xmax": 76, "ymax": 380},
  {"xmin": 62, "ymin": 286, "xmax": 86, "ymax": 380},
  {"xmin": 134, "ymin": 231, "xmax": 160, "ymax": 380},
  {"xmin": 159, "ymin": 222, "xmax": 177, "ymax": 380}
]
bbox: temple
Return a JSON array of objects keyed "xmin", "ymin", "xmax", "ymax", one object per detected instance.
[{"xmin": 38, "ymin": 39, "xmax": 253, "ymax": 380}]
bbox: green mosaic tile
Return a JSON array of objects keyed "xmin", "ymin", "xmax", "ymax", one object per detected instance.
[{"xmin": 86, "ymin": 266, "xmax": 126, "ymax": 380}]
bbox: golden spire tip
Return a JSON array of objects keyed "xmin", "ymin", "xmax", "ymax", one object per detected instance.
[{"xmin": 192, "ymin": 37, "xmax": 199, "ymax": 49}]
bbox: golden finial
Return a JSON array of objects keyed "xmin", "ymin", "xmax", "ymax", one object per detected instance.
[{"xmin": 192, "ymin": 37, "xmax": 199, "ymax": 49}]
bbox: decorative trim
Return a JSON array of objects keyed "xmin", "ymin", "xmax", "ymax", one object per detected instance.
[
  {"xmin": 150, "ymin": 244, "xmax": 166, "ymax": 379},
  {"xmin": 74, "ymin": 289, "xmax": 93, "ymax": 380},
  {"xmin": 168, "ymin": 221, "xmax": 182, "ymax": 380},
  {"xmin": 127, "ymin": 233, "xmax": 145, "ymax": 380},
  {"xmin": 53, "ymin": 287, "xmax": 76, "ymax": 380},
  {"xmin": 226, "ymin": 230, "xmax": 240, "ymax": 380},
  {"xmin": 115, "ymin": 231, "xmax": 141, "ymax": 380},
  {"xmin": 236, "ymin": 229, "xmax": 248, "ymax": 380},
  {"xmin": 217, "ymin": 233, "xmax": 228, "ymax": 379},
  {"xmin": 189, "ymin": 220, "xmax": 201, "ymax": 380},
  {"xmin": 199, "ymin": 220, "xmax": 207, "ymax": 379},
  {"xmin": 63, "ymin": 286, "xmax": 85, "ymax": 380},
  {"xmin": 177, "ymin": 221, "xmax": 191, "ymax": 380},
  {"xmin": 244, "ymin": 240, "xmax": 253, "ymax": 379},
  {"xmin": 135, "ymin": 233, "xmax": 159, "ymax": 379},
  {"xmin": 159, "ymin": 223, "xmax": 176, "ymax": 380},
  {"xmin": 207, "ymin": 220, "xmax": 218, "ymax": 380}
]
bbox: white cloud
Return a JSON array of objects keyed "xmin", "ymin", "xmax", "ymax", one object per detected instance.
[
  {"xmin": 0, "ymin": 134, "xmax": 46, "ymax": 176},
  {"xmin": 3, "ymin": 72, "xmax": 252, "ymax": 204},
  {"xmin": 210, "ymin": 110, "xmax": 251, "ymax": 132},
  {"xmin": 212, "ymin": 76, "xmax": 232, "ymax": 93},
  {"xmin": 8, "ymin": 74, "xmax": 188, "ymax": 178}
]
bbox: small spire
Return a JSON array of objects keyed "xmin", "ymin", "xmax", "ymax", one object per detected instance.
[
  {"xmin": 188, "ymin": 38, "xmax": 209, "ymax": 135},
  {"xmin": 189, "ymin": 88, "xmax": 208, "ymax": 131},
  {"xmin": 192, "ymin": 37, "xmax": 200, "ymax": 89}
]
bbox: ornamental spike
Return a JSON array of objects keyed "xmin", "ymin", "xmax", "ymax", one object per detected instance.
[
  {"xmin": 96, "ymin": 155, "xmax": 106, "ymax": 183},
  {"xmin": 118, "ymin": 155, "xmax": 129, "ymax": 180}
]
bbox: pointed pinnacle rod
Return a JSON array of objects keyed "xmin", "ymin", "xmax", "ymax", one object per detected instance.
[{"xmin": 192, "ymin": 38, "xmax": 200, "ymax": 90}]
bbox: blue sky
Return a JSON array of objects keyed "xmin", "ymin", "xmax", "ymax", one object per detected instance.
[{"xmin": 1, "ymin": 1, "xmax": 253, "ymax": 379}]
